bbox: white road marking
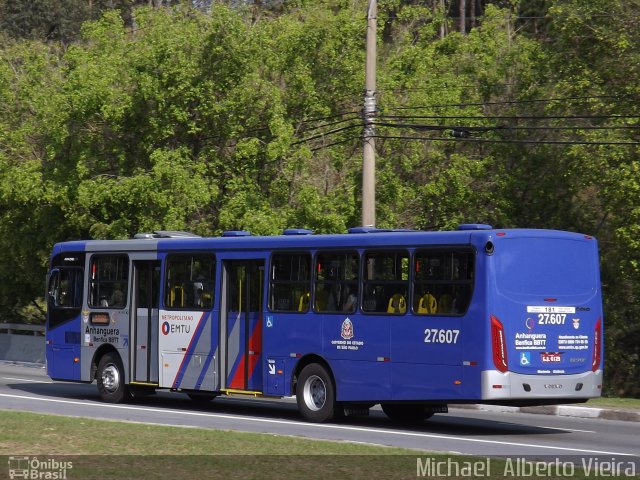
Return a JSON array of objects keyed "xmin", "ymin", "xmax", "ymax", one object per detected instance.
[
  {"xmin": 2, "ymin": 377, "xmax": 53, "ymax": 384},
  {"xmin": 453, "ymin": 418, "xmax": 595, "ymax": 434},
  {"xmin": 0, "ymin": 392, "xmax": 633, "ymax": 457},
  {"xmin": 531, "ymin": 424, "xmax": 596, "ymax": 433}
]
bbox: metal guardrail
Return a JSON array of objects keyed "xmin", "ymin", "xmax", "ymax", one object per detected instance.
[{"xmin": 0, "ymin": 323, "xmax": 45, "ymax": 336}]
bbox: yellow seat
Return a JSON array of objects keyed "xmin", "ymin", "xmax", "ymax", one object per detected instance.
[
  {"xmin": 387, "ymin": 294, "xmax": 407, "ymax": 314},
  {"xmin": 438, "ymin": 294, "xmax": 453, "ymax": 314},
  {"xmin": 314, "ymin": 289, "xmax": 328, "ymax": 311},
  {"xmin": 170, "ymin": 285, "xmax": 184, "ymax": 307},
  {"xmin": 417, "ymin": 293, "xmax": 437, "ymax": 314},
  {"xmin": 298, "ymin": 292, "xmax": 310, "ymax": 312},
  {"xmin": 200, "ymin": 291, "xmax": 212, "ymax": 309}
]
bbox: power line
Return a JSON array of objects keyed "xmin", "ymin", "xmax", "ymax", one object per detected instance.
[
  {"xmin": 378, "ymin": 114, "xmax": 640, "ymax": 121},
  {"xmin": 296, "ymin": 110, "xmax": 361, "ymax": 125},
  {"xmin": 297, "ymin": 115, "xmax": 362, "ymax": 134},
  {"xmin": 376, "ymin": 122, "xmax": 504, "ymax": 134},
  {"xmin": 376, "ymin": 123, "xmax": 640, "ymax": 132},
  {"xmin": 378, "ymin": 94, "xmax": 632, "ymax": 109},
  {"xmin": 370, "ymin": 134, "xmax": 640, "ymax": 146},
  {"xmin": 493, "ymin": 125, "xmax": 640, "ymax": 131},
  {"xmin": 381, "ymin": 14, "xmax": 640, "ymax": 21},
  {"xmin": 310, "ymin": 137, "xmax": 360, "ymax": 152},
  {"xmin": 291, "ymin": 123, "xmax": 362, "ymax": 146}
]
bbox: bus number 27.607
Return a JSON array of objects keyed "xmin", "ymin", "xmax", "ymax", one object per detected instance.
[{"xmin": 424, "ymin": 329, "xmax": 460, "ymax": 344}]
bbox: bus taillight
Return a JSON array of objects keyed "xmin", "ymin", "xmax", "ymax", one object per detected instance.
[
  {"xmin": 592, "ymin": 317, "xmax": 602, "ymax": 372},
  {"xmin": 490, "ymin": 315, "xmax": 508, "ymax": 372}
]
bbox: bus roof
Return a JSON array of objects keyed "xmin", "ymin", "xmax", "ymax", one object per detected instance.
[{"xmin": 51, "ymin": 226, "xmax": 595, "ymax": 257}]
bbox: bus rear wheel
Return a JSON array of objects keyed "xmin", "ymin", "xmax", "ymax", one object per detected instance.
[
  {"xmin": 97, "ymin": 352, "xmax": 130, "ymax": 403},
  {"xmin": 296, "ymin": 364, "xmax": 337, "ymax": 423},
  {"xmin": 381, "ymin": 404, "xmax": 434, "ymax": 423}
]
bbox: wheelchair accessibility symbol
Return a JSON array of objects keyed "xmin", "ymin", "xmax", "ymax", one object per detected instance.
[{"xmin": 520, "ymin": 352, "xmax": 531, "ymax": 366}]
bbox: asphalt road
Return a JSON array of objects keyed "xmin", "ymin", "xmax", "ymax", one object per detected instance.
[{"xmin": 0, "ymin": 363, "xmax": 638, "ymax": 461}]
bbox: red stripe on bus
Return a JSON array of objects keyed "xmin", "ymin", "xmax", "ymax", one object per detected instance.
[{"xmin": 228, "ymin": 317, "xmax": 263, "ymax": 389}]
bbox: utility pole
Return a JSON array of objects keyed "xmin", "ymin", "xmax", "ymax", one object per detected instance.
[{"xmin": 362, "ymin": 0, "xmax": 377, "ymax": 227}]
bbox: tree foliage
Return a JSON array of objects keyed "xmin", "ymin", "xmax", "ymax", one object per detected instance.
[{"xmin": 0, "ymin": 0, "xmax": 638, "ymax": 395}]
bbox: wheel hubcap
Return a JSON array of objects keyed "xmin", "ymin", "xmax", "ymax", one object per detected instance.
[
  {"xmin": 303, "ymin": 374, "xmax": 326, "ymax": 411},
  {"xmin": 101, "ymin": 364, "xmax": 120, "ymax": 393}
]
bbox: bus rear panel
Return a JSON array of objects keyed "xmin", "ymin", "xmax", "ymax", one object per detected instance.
[{"xmin": 482, "ymin": 231, "xmax": 603, "ymax": 404}]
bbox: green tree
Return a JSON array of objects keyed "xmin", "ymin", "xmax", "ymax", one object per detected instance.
[{"xmin": 1, "ymin": 0, "xmax": 639, "ymax": 397}]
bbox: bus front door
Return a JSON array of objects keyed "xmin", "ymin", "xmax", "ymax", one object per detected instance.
[
  {"xmin": 131, "ymin": 260, "xmax": 160, "ymax": 384},
  {"xmin": 222, "ymin": 260, "xmax": 264, "ymax": 392}
]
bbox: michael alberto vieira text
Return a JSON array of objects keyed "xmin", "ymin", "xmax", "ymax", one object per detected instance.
[{"xmin": 416, "ymin": 457, "xmax": 637, "ymax": 477}]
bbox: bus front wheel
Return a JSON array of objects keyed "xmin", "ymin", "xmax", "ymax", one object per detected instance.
[
  {"xmin": 97, "ymin": 352, "xmax": 130, "ymax": 403},
  {"xmin": 296, "ymin": 364, "xmax": 337, "ymax": 423}
]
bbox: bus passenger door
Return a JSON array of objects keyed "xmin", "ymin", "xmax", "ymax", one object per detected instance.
[
  {"xmin": 132, "ymin": 261, "xmax": 161, "ymax": 384},
  {"xmin": 221, "ymin": 260, "xmax": 264, "ymax": 392}
]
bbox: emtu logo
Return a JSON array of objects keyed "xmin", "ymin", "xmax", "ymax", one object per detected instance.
[{"xmin": 162, "ymin": 322, "xmax": 170, "ymax": 336}]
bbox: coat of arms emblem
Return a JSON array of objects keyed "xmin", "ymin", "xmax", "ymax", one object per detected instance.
[{"xmin": 341, "ymin": 318, "xmax": 354, "ymax": 340}]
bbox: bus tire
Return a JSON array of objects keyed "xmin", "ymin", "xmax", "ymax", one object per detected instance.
[
  {"xmin": 381, "ymin": 403, "xmax": 434, "ymax": 423},
  {"xmin": 97, "ymin": 352, "xmax": 130, "ymax": 403},
  {"xmin": 296, "ymin": 363, "xmax": 337, "ymax": 423}
]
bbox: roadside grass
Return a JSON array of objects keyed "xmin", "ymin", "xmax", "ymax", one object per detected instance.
[
  {"xmin": 586, "ymin": 397, "xmax": 640, "ymax": 410},
  {"xmin": 0, "ymin": 409, "xmax": 411, "ymax": 456},
  {"xmin": 0, "ymin": 410, "xmax": 625, "ymax": 479}
]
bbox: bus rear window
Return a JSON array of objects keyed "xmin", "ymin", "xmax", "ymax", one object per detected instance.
[{"xmin": 494, "ymin": 238, "xmax": 597, "ymax": 297}]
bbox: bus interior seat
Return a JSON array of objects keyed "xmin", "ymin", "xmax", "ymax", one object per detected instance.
[
  {"xmin": 387, "ymin": 293, "xmax": 407, "ymax": 314},
  {"xmin": 363, "ymin": 296, "xmax": 377, "ymax": 311},
  {"xmin": 314, "ymin": 288, "xmax": 329, "ymax": 311},
  {"xmin": 199, "ymin": 291, "xmax": 212, "ymax": 309},
  {"xmin": 438, "ymin": 294, "xmax": 453, "ymax": 314},
  {"xmin": 417, "ymin": 293, "xmax": 437, "ymax": 314},
  {"xmin": 275, "ymin": 297, "xmax": 290, "ymax": 311},
  {"xmin": 170, "ymin": 285, "xmax": 184, "ymax": 308},
  {"xmin": 298, "ymin": 292, "xmax": 310, "ymax": 312}
]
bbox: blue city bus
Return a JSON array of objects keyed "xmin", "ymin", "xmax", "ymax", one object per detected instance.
[{"xmin": 45, "ymin": 225, "xmax": 603, "ymax": 422}]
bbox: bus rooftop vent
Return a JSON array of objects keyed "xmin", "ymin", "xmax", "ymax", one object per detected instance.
[
  {"xmin": 134, "ymin": 231, "xmax": 201, "ymax": 239},
  {"xmin": 348, "ymin": 227, "xmax": 420, "ymax": 234},
  {"xmin": 154, "ymin": 231, "xmax": 201, "ymax": 238},
  {"xmin": 222, "ymin": 230, "xmax": 252, "ymax": 237},
  {"xmin": 283, "ymin": 229, "xmax": 313, "ymax": 235},
  {"xmin": 348, "ymin": 227, "xmax": 391, "ymax": 234},
  {"xmin": 457, "ymin": 224, "xmax": 493, "ymax": 231}
]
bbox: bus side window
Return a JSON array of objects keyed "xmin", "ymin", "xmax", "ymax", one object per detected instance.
[
  {"xmin": 413, "ymin": 250, "xmax": 474, "ymax": 316},
  {"xmin": 269, "ymin": 253, "xmax": 311, "ymax": 313},
  {"xmin": 89, "ymin": 255, "xmax": 129, "ymax": 309},
  {"xmin": 164, "ymin": 254, "xmax": 215, "ymax": 310},
  {"xmin": 314, "ymin": 252, "xmax": 359, "ymax": 313},
  {"xmin": 362, "ymin": 251, "xmax": 408, "ymax": 315}
]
